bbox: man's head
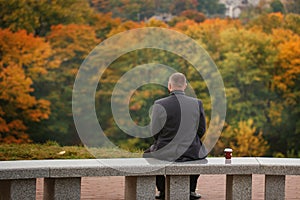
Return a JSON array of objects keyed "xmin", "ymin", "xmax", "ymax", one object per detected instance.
[{"xmin": 168, "ymin": 72, "xmax": 187, "ymax": 92}]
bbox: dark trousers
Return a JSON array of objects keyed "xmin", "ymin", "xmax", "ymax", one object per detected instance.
[{"xmin": 156, "ymin": 175, "xmax": 200, "ymax": 193}]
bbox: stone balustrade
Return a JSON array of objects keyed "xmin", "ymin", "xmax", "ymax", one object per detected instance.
[{"xmin": 0, "ymin": 157, "xmax": 299, "ymax": 200}]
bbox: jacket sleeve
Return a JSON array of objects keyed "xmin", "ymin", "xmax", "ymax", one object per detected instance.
[
  {"xmin": 150, "ymin": 101, "xmax": 166, "ymax": 141},
  {"xmin": 197, "ymin": 100, "xmax": 206, "ymax": 139}
]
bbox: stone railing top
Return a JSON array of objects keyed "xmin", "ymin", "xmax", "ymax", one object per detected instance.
[
  {"xmin": 0, "ymin": 158, "xmax": 168, "ymax": 179},
  {"xmin": 165, "ymin": 157, "xmax": 260, "ymax": 175},
  {"xmin": 257, "ymin": 157, "xmax": 300, "ymax": 166},
  {"xmin": 0, "ymin": 157, "xmax": 299, "ymax": 180},
  {"xmin": 256, "ymin": 157, "xmax": 300, "ymax": 175}
]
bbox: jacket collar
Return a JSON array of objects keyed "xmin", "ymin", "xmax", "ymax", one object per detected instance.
[{"xmin": 170, "ymin": 90, "xmax": 185, "ymax": 95}]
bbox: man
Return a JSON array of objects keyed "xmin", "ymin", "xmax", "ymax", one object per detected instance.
[{"xmin": 146, "ymin": 72, "xmax": 206, "ymax": 200}]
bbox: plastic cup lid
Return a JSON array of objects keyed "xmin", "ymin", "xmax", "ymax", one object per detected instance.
[{"xmin": 224, "ymin": 148, "xmax": 233, "ymax": 152}]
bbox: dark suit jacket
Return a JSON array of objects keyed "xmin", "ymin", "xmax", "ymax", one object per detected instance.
[{"xmin": 146, "ymin": 90, "xmax": 207, "ymax": 162}]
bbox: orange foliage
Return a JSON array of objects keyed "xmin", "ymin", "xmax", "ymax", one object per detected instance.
[
  {"xmin": 0, "ymin": 29, "xmax": 54, "ymax": 79},
  {"xmin": 47, "ymin": 24, "xmax": 100, "ymax": 61},
  {"xmin": 268, "ymin": 12, "xmax": 284, "ymax": 19},
  {"xmin": 173, "ymin": 18, "xmax": 241, "ymax": 61},
  {"xmin": 1, "ymin": 120, "xmax": 29, "ymax": 144},
  {"xmin": 174, "ymin": 18, "xmax": 241, "ymax": 39},
  {"xmin": 272, "ymin": 29, "xmax": 300, "ymax": 104},
  {"xmin": 199, "ymin": 18, "xmax": 241, "ymax": 29},
  {"xmin": 180, "ymin": 10, "xmax": 206, "ymax": 23},
  {"xmin": 145, "ymin": 18, "xmax": 168, "ymax": 28},
  {"xmin": 0, "ymin": 62, "xmax": 50, "ymax": 143},
  {"xmin": 106, "ymin": 21, "xmax": 143, "ymax": 37},
  {"xmin": 0, "ymin": 28, "xmax": 52, "ymax": 143},
  {"xmin": 93, "ymin": 13, "xmax": 122, "ymax": 39},
  {"xmin": 173, "ymin": 19, "xmax": 198, "ymax": 32},
  {"xmin": 217, "ymin": 119, "xmax": 269, "ymax": 157}
]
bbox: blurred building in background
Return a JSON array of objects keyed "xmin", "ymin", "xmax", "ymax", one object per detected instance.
[{"xmin": 219, "ymin": 0, "xmax": 261, "ymax": 18}]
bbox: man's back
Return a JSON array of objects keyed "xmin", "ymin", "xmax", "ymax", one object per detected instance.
[{"xmin": 149, "ymin": 90, "xmax": 206, "ymax": 161}]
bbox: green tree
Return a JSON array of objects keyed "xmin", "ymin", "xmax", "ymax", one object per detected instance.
[
  {"xmin": 246, "ymin": 12, "xmax": 284, "ymax": 33},
  {"xmin": 196, "ymin": 0, "xmax": 226, "ymax": 17},
  {"xmin": 169, "ymin": 0, "xmax": 198, "ymax": 15},
  {"xmin": 90, "ymin": 0, "xmax": 156, "ymax": 21},
  {"xmin": 284, "ymin": 14, "xmax": 300, "ymax": 35},
  {"xmin": 0, "ymin": 0, "xmax": 95, "ymax": 36},
  {"xmin": 270, "ymin": 0, "xmax": 285, "ymax": 13},
  {"xmin": 247, "ymin": 13, "xmax": 300, "ymax": 35},
  {"xmin": 34, "ymin": 24, "xmax": 99, "ymax": 145}
]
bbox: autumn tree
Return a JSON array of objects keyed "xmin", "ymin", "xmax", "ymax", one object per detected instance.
[
  {"xmin": 145, "ymin": 18, "xmax": 168, "ymax": 27},
  {"xmin": 92, "ymin": 13, "xmax": 122, "ymax": 40},
  {"xmin": 180, "ymin": 10, "xmax": 206, "ymax": 23},
  {"xmin": 176, "ymin": 18, "xmax": 241, "ymax": 60},
  {"xmin": 271, "ymin": 29, "xmax": 300, "ymax": 103},
  {"xmin": 267, "ymin": 28, "xmax": 300, "ymax": 155},
  {"xmin": 0, "ymin": 29, "xmax": 51, "ymax": 143},
  {"xmin": 0, "ymin": 29, "xmax": 54, "ymax": 80},
  {"xmin": 106, "ymin": 21, "xmax": 143, "ymax": 37},
  {"xmin": 219, "ymin": 119, "xmax": 269, "ymax": 157}
]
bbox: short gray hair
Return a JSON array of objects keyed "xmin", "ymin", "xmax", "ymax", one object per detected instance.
[{"xmin": 169, "ymin": 72, "xmax": 186, "ymax": 88}]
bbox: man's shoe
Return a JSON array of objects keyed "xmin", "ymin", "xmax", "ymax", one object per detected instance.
[
  {"xmin": 155, "ymin": 191, "xmax": 165, "ymax": 199},
  {"xmin": 190, "ymin": 192, "xmax": 201, "ymax": 199}
]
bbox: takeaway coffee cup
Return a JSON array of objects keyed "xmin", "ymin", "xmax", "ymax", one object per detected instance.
[{"xmin": 224, "ymin": 148, "xmax": 233, "ymax": 159}]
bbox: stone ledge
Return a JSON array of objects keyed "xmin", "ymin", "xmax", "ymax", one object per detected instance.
[
  {"xmin": 0, "ymin": 160, "xmax": 49, "ymax": 179},
  {"xmin": 164, "ymin": 158, "xmax": 300, "ymax": 176},
  {"xmin": 165, "ymin": 158, "xmax": 260, "ymax": 175},
  {"xmin": 1, "ymin": 158, "xmax": 300, "ymax": 179},
  {"xmin": 47, "ymin": 159, "xmax": 104, "ymax": 177},
  {"xmin": 257, "ymin": 158, "xmax": 300, "ymax": 175},
  {"xmin": 49, "ymin": 158, "xmax": 167, "ymax": 177}
]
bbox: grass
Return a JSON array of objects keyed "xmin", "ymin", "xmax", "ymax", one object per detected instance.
[{"xmin": 0, "ymin": 142, "xmax": 143, "ymax": 161}]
